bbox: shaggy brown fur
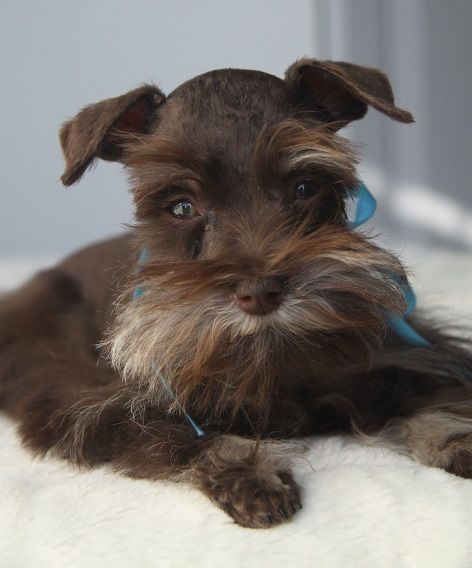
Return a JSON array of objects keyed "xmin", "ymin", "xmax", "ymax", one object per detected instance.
[{"xmin": 1, "ymin": 59, "xmax": 471, "ymax": 529}]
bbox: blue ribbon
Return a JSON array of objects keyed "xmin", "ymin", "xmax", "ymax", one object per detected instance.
[
  {"xmin": 349, "ymin": 183, "xmax": 430, "ymax": 348},
  {"xmin": 348, "ymin": 182, "xmax": 378, "ymax": 229},
  {"xmin": 156, "ymin": 368, "xmax": 206, "ymax": 438},
  {"xmin": 132, "ymin": 247, "xmax": 149, "ymax": 300}
]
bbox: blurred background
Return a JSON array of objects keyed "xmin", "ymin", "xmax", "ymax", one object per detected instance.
[{"xmin": 1, "ymin": 0, "xmax": 471, "ymax": 305}]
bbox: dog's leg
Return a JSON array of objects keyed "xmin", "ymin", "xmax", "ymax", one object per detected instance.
[
  {"xmin": 20, "ymin": 389, "xmax": 303, "ymax": 529},
  {"xmin": 369, "ymin": 400, "xmax": 472, "ymax": 478},
  {"xmin": 397, "ymin": 409, "xmax": 472, "ymax": 477},
  {"xmin": 0, "ymin": 270, "xmax": 301, "ymax": 528},
  {"xmin": 190, "ymin": 436, "xmax": 302, "ymax": 528},
  {"xmin": 346, "ymin": 349, "xmax": 472, "ymax": 478},
  {"xmin": 18, "ymin": 383, "xmax": 302, "ymax": 528}
]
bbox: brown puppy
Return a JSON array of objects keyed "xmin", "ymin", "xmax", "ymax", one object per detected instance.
[{"xmin": 1, "ymin": 59, "xmax": 471, "ymax": 529}]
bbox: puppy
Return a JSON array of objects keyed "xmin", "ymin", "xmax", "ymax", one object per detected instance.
[{"xmin": 1, "ymin": 59, "xmax": 471, "ymax": 529}]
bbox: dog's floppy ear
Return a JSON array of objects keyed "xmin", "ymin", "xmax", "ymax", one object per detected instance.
[
  {"xmin": 60, "ymin": 84, "xmax": 165, "ymax": 186},
  {"xmin": 285, "ymin": 58, "xmax": 413, "ymax": 128}
]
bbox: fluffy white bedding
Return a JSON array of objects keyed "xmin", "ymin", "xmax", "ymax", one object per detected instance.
[{"xmin": 1, "ymin": 251, "xmax": 472, "ymax": 568}]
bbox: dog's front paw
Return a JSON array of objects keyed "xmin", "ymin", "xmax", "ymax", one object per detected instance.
[
  {"xmin": 443, "ymin": 433, "xmax": 472, "ymax": 478},
  {"xmin": 205, "ymin": 466, "xmax": 301, "ymax": 528},
  {"xmin": 196, "ymin": 441, "xmax": 302, "ymax": 529},
  {"xmin": 402, "ymin": 412, "xmax": 472, "ymax": 478}
]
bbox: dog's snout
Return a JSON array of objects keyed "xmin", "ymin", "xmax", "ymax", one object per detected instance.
[{"xmin": 234, "ymin": 277, "xmax": 286, "ymax": 316}]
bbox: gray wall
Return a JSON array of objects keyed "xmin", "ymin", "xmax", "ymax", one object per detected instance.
[
  {"xmin": 313, "ymin": 0, "xmax": 472, "ymax": 250},
  {"xmin": 0, "ymin": 0, "xmax": 315, "ymax": 255},
  {"xmin": 1, "ymin": 0, "xmax": 471, "ymax": 256}
]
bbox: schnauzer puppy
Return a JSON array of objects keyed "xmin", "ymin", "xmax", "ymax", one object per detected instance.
[{"xmin": 1, "ymin": 59, "xmax": 471, "ymax": 529}]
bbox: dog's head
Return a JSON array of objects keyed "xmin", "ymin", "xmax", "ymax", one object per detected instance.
[{"xmin": 60, "ymin": 59, "xmax": 413, "ymax": 418}]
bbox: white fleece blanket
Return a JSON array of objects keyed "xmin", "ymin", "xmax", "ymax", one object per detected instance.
[{"xmin": 1, "ymin": 251, "xmax": 472, "ymax": 568}]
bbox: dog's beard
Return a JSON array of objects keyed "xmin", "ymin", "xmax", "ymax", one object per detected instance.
[{"xmin": 105, "ymin": 229, "xmax": 406, "ymax": 418}]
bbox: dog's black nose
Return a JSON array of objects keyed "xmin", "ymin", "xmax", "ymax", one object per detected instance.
[{"xmin": 234, "ymin": 277, "xmax": 285, "ymax": 316}]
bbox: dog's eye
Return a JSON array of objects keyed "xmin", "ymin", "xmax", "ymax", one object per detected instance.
[
  {"xmin": 170, "ymin": 201, "xmax": 198, "ymax": 219},
  {"xmin": 294, "ymin": 180, "xmax": 317, "ymax": 200}
]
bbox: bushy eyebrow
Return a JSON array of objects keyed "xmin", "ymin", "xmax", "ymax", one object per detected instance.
[
  {"xmin": 123, "ymin": 135, "xmax": 234, "ymax": 217},
  {"xmin": 124, "ymin": 135, "xmax": 207, "ymax": 179},
  {"xmin": 253, "ymin": 118, "xmax": 360, "ymax": 187}
]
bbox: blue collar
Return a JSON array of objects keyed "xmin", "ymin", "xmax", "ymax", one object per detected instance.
[{"xmin": 133, "ymin": 182, "xmax": 430, "ymax": 436}]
